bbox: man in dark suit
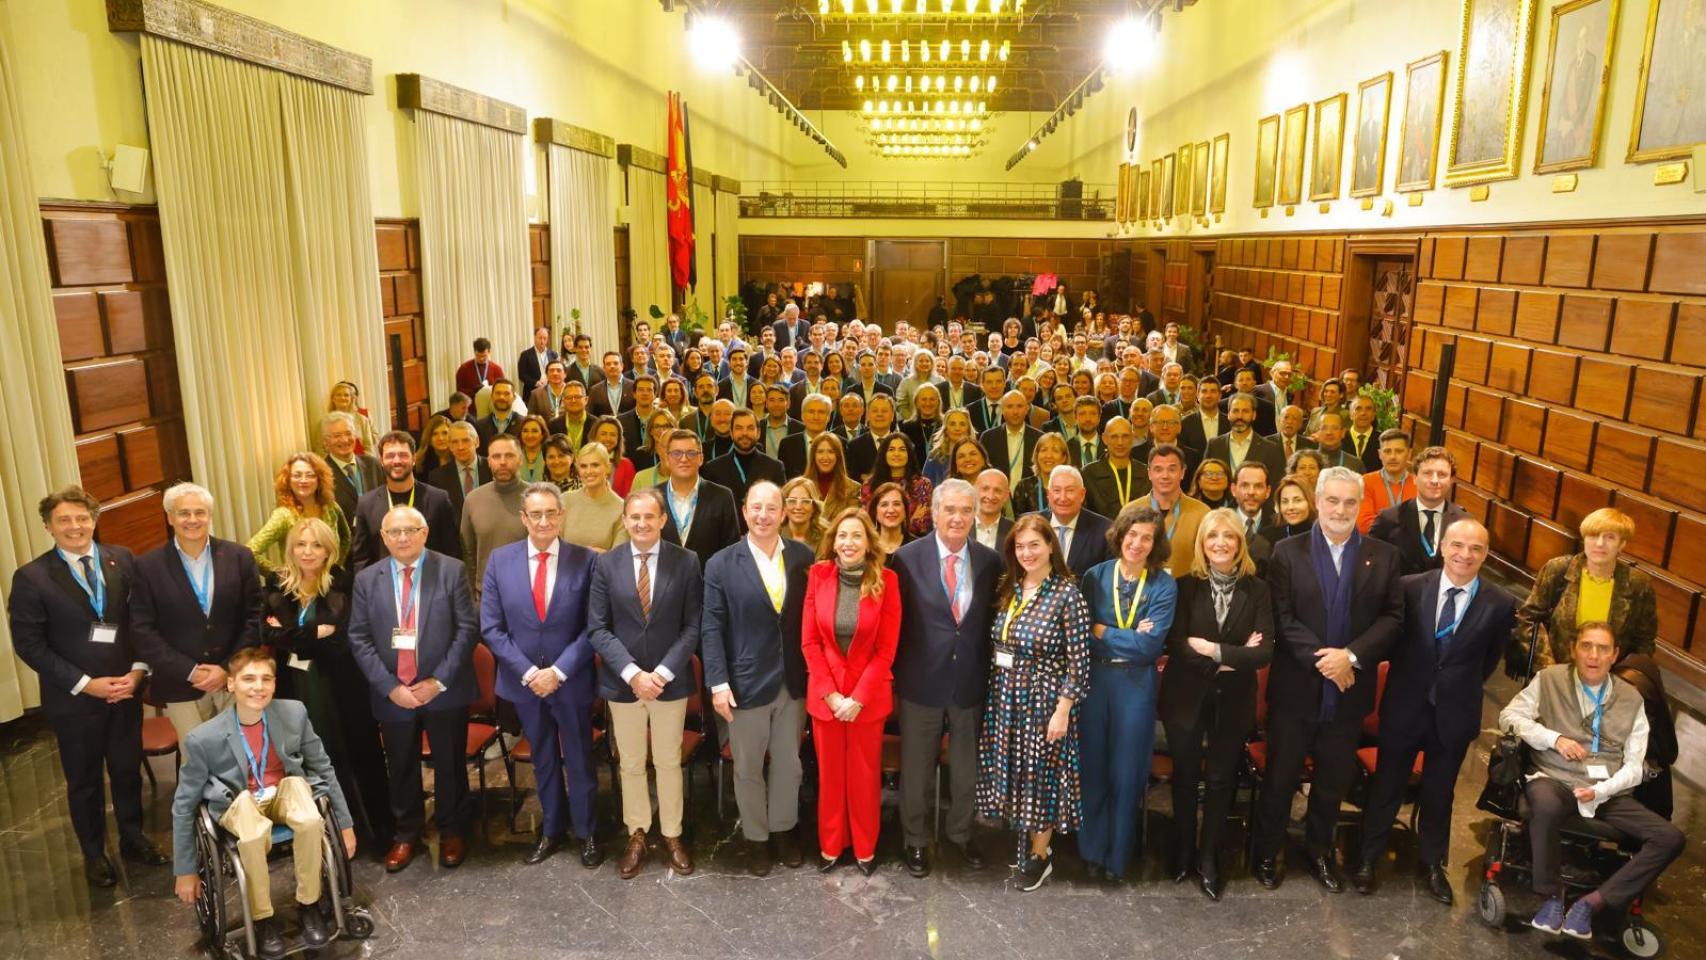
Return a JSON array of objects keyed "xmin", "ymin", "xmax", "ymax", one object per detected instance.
[
  {"xmin": 1042, "ymin": 466, "xmax": 1112, "ymax": 577},
  {"xmin": 1204, "ymin": 394, "xmax": 1287, "ymax": 492},
  {"xmin": 1066, "ymin": 396, "xmax": 1106, "ymax": 468},
  {"xmin": 772, "ymin": 302, "xmax": 811, "ymax": 351},
  {"xmin": 130, "ymin": 482, "xmax": 263, "ymax": 740},
  {"xmin": 9, "ymin": 486, "xmax": 167, "ymax": 886},
  {"xmin": 347, "ymin": 505, "xmax": 479, "ymax": 873},
  {"xmin": 846, "ymin": 350, "xmax": 895, "ymax": 404},
  {"xmin": 1267, "ymin": 404, "xmax": 1316, "ymax": 465},
  {"xmin": 1101, "ymin": 366, "xmax": 1150, "ymax": 428},
  {"xmin": 703, "ymin": 409, "xmax": 787, "ymax": 510},
  {"xmin": 590, "ymin": 351, "xmax": 634, "ymax": 417},
  {"xmin": 701, "ymin": 481, "xmax": 815, "ymax": 876},
  {"xmin": 480, "ymin": 483, "xmax": 604, "ymax": 868},
  {"xmin": 321, "ymin": 412, "xmax": 382, "ymax": 522},
  {"xmin": 938, "ymin": 355, "xmax": 982, "ymax": 412},
  {"xmin": 787, "ymin": 351, "xmax": 825, "ymax": 419},
  {"xmin": 426, "ymin": 421, "xmax": 491, "ymax": 520},
  {"xmin": 1254, "ymin": 466, "xmax": 1403, "ymax": 893},
  {"xmin": 1222, "ymin": 369, "xmax": 1278, "ymax": 436},
  {"xmin": 1231, "ymin": 461, "xmax": 1278, "ymax": 572},
  {"xmin": 563, "ymin": 334, "xmax": 599, "ymax": 390},
  {"xmin": 617, "ymin": 374, "xmax": 660, "ymax": 456},
  {"xmin": 756, "ymin": 384, "xmax": 804, "ymax": 463},
  {"xmin": 1311, "ymin": 411, "xmax": 1361, "ymax": 470},
  {"xmin": 516, "ymin": 326, "xmax": 557, "ymax": 401},
  {"xmin": 846, "ymin": 394, "xmax": 909, "ymax": 482},
  {"xmin": 1255, "ymin": 359, "xmax": 1302, "ymax": 410},
  {"xmin": 778, "ymin": 393, "xmax": 833, "ymax": 478},
  {"xmin": 969, "ymin": 366, "xmax": 1009, "ymax": 434},
  {"xmin": 352, "ymin": 431, "xmax": 460, "ymax": 571},
  {"xmin": 1353, "ymin": 518, "xmax": 1515, "ymax": 903},
  {"xmin": 430, "ymin": 392, "xmax": 474, "ymax": 428},
  {"xmin": 892, "ymin": 479, "xmax": 1001, "ymax": 877},
  {"xmin": 717, "ymin": 346, "xmax": 764, "ymax": 412},
  {"xmin": 1179, "ymin": 377, "xmax": 1229, "ymax": 452},
  {"xmin": 657, "ymin": 429, "xmax": 742, "ymax": 567},
  {"xmin": 1369, "ymin": 445, "xmax": 1469, "ymax": 576},
  {"xmin": 587, "ymin": 489, "xmax": 702, "ymax": 879},
  {"xmin": 473, "ymin": 379, "xmax": 523, "ymax": 454},
  {"xmin": 980, "ymin": 390, "xmax": 1042, "ymax": 490},
  {"xmin": 1345, "ymin": 396, "xmax": 1384, "ymax": 473},
  {"xmin": 972, "ymin": 468, "xmax": 1015, "ymax": 551}
]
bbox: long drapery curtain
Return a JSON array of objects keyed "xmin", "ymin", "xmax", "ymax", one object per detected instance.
[
  {"xmin": 714, "ymin": 188, "xmax": 740, "ymax": 322},
  {"xmin": 414, "ymin": 111, "xmax": 529, "ymax": 406},
  {"xmin": 625, "ymin": 164, "xmax": 671, "ymax": 321},
  {"xmin": 545, "ymin": 143, "xmax": 619, "ymax": 357},
  {"xmin": 141, "ymin": 37, "xmax": 384, "ymax": 540},
  {"xmin": 689, "ymin": 180, "xmax": 716, "ymax": 322},
  {"xmin": 0, "ymin": 30, "xmax": 79, "ymax": 721}
]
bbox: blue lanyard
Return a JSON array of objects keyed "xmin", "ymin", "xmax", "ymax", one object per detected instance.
[
  {"xmin": 1581, "ymin": 679, "xmax": 1607, "ymax": 753},
  {"xmin": 666, "ymin": 480, "xmax": 700, "ymax": 537},
  {"xmin": 177, "ymin": 545, "xmax": 213, "ymax": 614},
  {"xmin": 1418, "ymin": 504, "xmax": 1441, "ymax": 558},
  {"xmin": 234, "ymin": 711, "xmax": 272, "ymax": 796},
  {"xmin": 733, "ymin": 455, "xmax": 748, "ymax": 486},
  {"xmin": 390, "ymin": 559, "xmax": 419, "ymax": 629},
  {"xmin": 1381, "ymin": 471, "xmax": 1409, "ymax": 510},
  {"xmin": 1151, "ymin": 495, "xmax": 1183, "ymax": 539},
  {"xmin": 297, "ymin": 596, "xmax": 317, "ymax": 627},
  {"xmin": 1435, "ymin": 578, "xmax": 1478, "ymax": 638},
  {"xmin": 58, "ymin": 545, "xmax": 106, "ymax": 619}
]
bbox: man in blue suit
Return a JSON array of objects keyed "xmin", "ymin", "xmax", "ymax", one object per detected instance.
[
  {"xmin": 480, "ymin": 482, "xmax": 604, "ymax": 868},
  {"xmin": 347, "ymin": 505, "xmax": 479, "ymax": 873}
]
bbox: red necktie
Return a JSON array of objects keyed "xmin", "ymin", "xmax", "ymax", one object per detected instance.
[
  {"xmin": 533, "ymin": 551, "xmax": 550, "ymax": 620},
  {"xmin": 396, "ymin": 565, "xmax": 417, "ymax": 684},
  {"xmin": 944, "ymin": 554, "xmax": 961, "ymax": 624}
]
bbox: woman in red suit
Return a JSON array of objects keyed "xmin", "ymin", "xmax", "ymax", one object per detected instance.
[{"xmin": 801, "ymin": 506, "xmax": 902, "ymax": 875}]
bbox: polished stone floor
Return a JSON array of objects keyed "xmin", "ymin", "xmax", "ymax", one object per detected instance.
[{"xmin": 1, "ymin": 674, "xmax": 1700, "ymax": 960}]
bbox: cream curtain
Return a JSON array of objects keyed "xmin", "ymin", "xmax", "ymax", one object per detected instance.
[
  {"xmin": 625, "ymin": 164, "xmax": 671, "ymax": 320},
  {"xmin": 414, "ymin": 111, "xmax": 529, "ymax": 406},
  {"xmin": 545, "ymin": 143, "xmax": 619, "ymax": 358},
  {"xmin": 689, "ymin": 180, "xmax": 716, "ymax": 321},
  {"xmin": 0, "ymin": 30, "xmax": 79, "ymax": 721},
  {"xmin": 714, "ymin": 188, "xmax": 740, "ymax": 321},
  {"xmin": 141, "ymin": 37, "xmax": 384, "ymax": 540}
]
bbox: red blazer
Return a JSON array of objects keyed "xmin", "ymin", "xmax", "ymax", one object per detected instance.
[{"xmin": 800, "ymin": 562, "xmax": 901, "ymax": 723}]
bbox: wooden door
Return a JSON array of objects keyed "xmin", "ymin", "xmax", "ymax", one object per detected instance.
[
  {"xmin": 1362, "ymin": 256, "xmax": 1414, "ymax": 394},
  {"xmin": 870, "ymin": 240, "xmax": 945, "ymax": 331}
]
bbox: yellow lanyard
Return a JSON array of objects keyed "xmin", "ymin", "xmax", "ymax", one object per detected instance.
[
  {"xmin": 1001, "ymin": 582, "xmax": 1042, "ymax": 647},
  {"xmin": 764, "ymin": 548, "xmax": 786, "ymax": 611},
  {"xmin": 1111, "ymin": 567, "xmax": 1148, "ymax": 630},
  {"xmin": 1111, "ymin": 462, "xmax": 1134, "ymax": 505}
]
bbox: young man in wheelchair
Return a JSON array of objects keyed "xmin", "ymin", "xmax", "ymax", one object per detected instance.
[
  {"xmin": 1497, "ymin": 621, "xmax": 1685, "ymax": 940},
  {"xmin": 171, "ymin": 646, "xmax": 356, "ymax": 957}
]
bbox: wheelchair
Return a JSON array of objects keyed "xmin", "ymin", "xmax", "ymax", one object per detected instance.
[{"xmin": 190, "ymin": 793, "xmax": 374, "ymax": 959}]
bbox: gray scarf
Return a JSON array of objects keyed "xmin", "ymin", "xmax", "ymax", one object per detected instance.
[{"xmin": 1208, "ymin": 566, "xmax": 1239, "ymax": 628}]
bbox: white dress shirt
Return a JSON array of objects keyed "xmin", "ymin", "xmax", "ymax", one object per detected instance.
[
  {"xmin": 60, "ymin": 544, "xmax": 150, "ymax": 694},
  {"xmin": 1500, "ymin": 673, "xmax": 1651, "ymax": 817},
  {"xmin": 619, "ymin": 542, "xmax": 675, "ymax": 684},
  {"xmin": 935, "ymin": 534, "xmax": 972, "ymax": 622},
  {"xmin": 521, "ymin": 541, "xmax": 566, "ymax": 684}
]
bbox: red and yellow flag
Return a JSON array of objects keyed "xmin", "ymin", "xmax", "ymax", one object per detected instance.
[{"xmin": 666, "ymin": 91, "xmax": 697, "ymax": 292}]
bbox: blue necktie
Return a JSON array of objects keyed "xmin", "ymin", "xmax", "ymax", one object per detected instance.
[{"xmin": 1435, "ymin": 586, "xmax": 1463, "ymax": 661}]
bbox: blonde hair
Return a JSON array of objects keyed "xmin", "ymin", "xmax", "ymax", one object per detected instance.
[
  {"xmin": 278, "ymin": 517, "xmax": 337, "ymax": 601},
  {"xmin": 1579, "ymin": 507, "xmax": 1634, "ymax": 543},
  {"xmin": 1188, "ymin": 507, "xmax": 1257, "ymax": 578}
]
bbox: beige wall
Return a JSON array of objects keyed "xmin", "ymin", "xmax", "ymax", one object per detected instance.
[{"xmin": 0, "ymin": 0, "xmax": 812, "ymax": 214}]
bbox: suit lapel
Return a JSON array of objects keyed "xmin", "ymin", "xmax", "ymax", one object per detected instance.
[
  {"xmin": 168, "ymin": 543, "xmax": 211, "ymax": 624},
  {"xmin": 45, "ymin": 553, "xmax": 95, "ymax": 612},
  {"xmin": 1420, "ymin": 570, "xmax": 1442, "ymax": 642},
  {"xmin": 223, "ymin": 714, "xmax": 252, "ymax": 787}
]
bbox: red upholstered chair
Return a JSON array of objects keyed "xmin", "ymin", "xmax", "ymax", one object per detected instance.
[
  {"xmin": 140, "ymin": 706, "xmax": 181, "ymax": 795},
  {"xmin": 1353, "ymin": 661, "xmax": 1423, "ymax": 833},
  {"xmin": 420, "ymin": 644, "xmax": 502, "ymax": 830}
]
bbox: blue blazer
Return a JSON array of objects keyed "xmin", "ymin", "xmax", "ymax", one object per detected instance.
[
  {"xmin": 700, "ymin": 538, "xmax": 814, "ymax": 708},
  {"xmin": 479, "ymin": 538, "xmax": 598, "ymax": 706},
  {"xmin": 1382, "ymin": 570, "xmax": 1516, "ymax": 747},
  {"xmin": 1079, "ymin": 560, "xmax": 1178, "ymax": 668},
  {"xmin": 347, "ymin": 549, "xmax": 479, "ymax": 722},
  {"xmin": 586, "ymin": 541, "xmax": 702, "ymax": 702}
]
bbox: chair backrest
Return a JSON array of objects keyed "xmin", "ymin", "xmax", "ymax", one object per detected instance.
[
  {"xmin": 1362, "ymin": 660, "xmax": 1391, "ymax": 739},
  {"xmin": 686, "ymin": 654, "xmax": 705, "ymax": 729},
  {"xmin": 1253, "ymin": 665, "xmax": 1270, "ymax": 733},
  {"xmin": 471, "ymin": 643, "xmax": 497, "ymax": 715}
]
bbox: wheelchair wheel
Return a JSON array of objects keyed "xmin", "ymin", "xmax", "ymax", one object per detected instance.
[
  {"xmin": 344, "ymin": 910, "xmax": 375, "ymax": 940},
  {"xmin": 1620, "ymin": 920, "xmax": 1665, "ymax": 958},
  {"xmin": 193, "ymin": 819, "xmax": 227, "ymax": 944},
  {"xmin": 1476, "ymin": 881, "xmax": 1506, "ymax": 928}
]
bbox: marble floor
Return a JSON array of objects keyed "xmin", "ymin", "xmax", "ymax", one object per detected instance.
[{"xmin": 1, "ymin": 675, "xmax": 1700, "ymax": 960}]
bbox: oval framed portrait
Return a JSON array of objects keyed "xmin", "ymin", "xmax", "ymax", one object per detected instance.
[{"xmin": 1126, "ymin": 107, "xmax": 1139, "ymax": 154}]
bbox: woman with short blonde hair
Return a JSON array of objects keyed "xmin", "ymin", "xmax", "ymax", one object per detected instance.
[{"xmin": 1515, "ymin": 506, "xmax": 1656, "ymax": 666}]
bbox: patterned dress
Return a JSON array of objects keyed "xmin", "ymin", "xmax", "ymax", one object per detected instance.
[{"xmin": 977, "ymin": 574, "xmax": 1092, "ymax": 833}]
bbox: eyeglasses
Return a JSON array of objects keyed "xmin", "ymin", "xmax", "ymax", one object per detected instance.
[
  {"xmin": 666, "ymin": 450, "xmax": 703, "ymax": 461},
  {"xmin": 524, "ymin": 510, "xmax": 562, "ymax": 523},
  {"xmin": 382, "ymin": 526, "xmax": 425, "ymax": 537},
  {"xmin": 783, "ymin": 497, "xmax": 814, "ymax": 507}
]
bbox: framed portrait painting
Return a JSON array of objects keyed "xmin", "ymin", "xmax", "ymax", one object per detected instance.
[
  {"xmin": 1279, "ymin": 103, "xmax": 1309, "ymax": 206},
  {"xmin": 1150, "ymin": 158, "xmax": 1163, "ymax": 221},
  {"xmin": 1627, "ymin": 0, "xmax": 1706, "ymax": 162},
  {"xmin": 1537, "ymin": 0, "xmax": 1619, "ymax": 172},
  {"xmin": 1210, "ymin": 133, "xmax": 1230, "ymax": 213},
  {"xmin": 1312, "ymin": 93, "xmax": 1348, "ymax": 201},
  {"xmin": 1160, "ymin": 153, "xmax": 1176, "ymax": 221},
  {"xmin": 1176, "ymin": 143, "xmax": 1194, "ymax": 217},
  {"xmin": 1191, "ymin": 140, "xmax": 1210, "ymax": 215},
  {"xmin": 1253, "ymin": 114, "xmax": 1280, "ymax": 208},
  {"xmin": 1138, "ymin": 169, "xmax": 1151, "ymax": 221},
  {"xmin": 1444, "ymin": 0, "xmax": 1539, "ymax": 186},
  {"xmin": 1397, "ymin": 51, "xmax": 1449, "ymax": 191},
  {"xmin": 1116, "ymin": 163, "xmax": 1131, "ymax": 223},
  {"xmin": 1351, "ymin": 73, "xmax": 1393, "ymax": 197}
]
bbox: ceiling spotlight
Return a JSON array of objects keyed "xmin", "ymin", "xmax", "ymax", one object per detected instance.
[
  {"xmin": 1104, "ymin": 16, "xmax": 1157, "ymax": 74},
  {"xmin": 686, "ymin": 14, "xmax": 740, "ymax": 72}
]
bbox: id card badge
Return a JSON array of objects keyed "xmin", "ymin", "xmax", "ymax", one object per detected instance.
[
  {"xmin": 89, "ymin": 623, "xmax": 119, "ymax": 645},
  {"xmin": 288, "ymin": 654, "xmax": 312, "ymax": 672},
  {"xmin": 994, "ymin": 649, "xmax": 1015, "ymax": 669},
  {"xmin": 391, "ymin": 629, "xmax": 417, "ymax": 651},
  {"xmin": 254, "ymin": 785, "xmax": 278, "ymax": 804},
  {"xmin": 1586, "ymin": 763, "xmax": 1611, "ymax": 781}
]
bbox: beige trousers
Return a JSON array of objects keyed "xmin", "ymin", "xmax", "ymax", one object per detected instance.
[
  {"xmin": 164, "ymin": 690, "xmax": 233, "ymax": 743},
  {"xmin": 218, "ymin": 776, "xmax": 324, "ymax": 921},
  {"xmin": 607, "ymin": 697, "xmax": 689, "ymax": 837}
]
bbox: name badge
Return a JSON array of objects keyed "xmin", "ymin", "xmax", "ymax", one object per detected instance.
[
  {"xmin": 254, "ymin": 785, "xmax": 278, "ymax": 803},
  {"xmin": 89, "ymin": 623, "xmax": 119, "ymax": 645},
  {"xmin": 994, "ymin": 649, "xmax": 1015, "ymax": 669},
  {"xmin": 392, "ymin": 629, "xmax": 417, "ymax": 651},
  {"xmin": 1586, "ymin": 764, "xmax": 1610, "ymax": 781},
  {"xmin": 288, "ymin": 654, "xmax": 312, "ymax": 672}
]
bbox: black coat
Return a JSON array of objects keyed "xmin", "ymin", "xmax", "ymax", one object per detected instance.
[
  {"xmin": 129, "ymin": 539, "xmax": 264, "ymax": 703},
  {"xmin": 1158, "ymin": 574, "xmax": 1275, "ymax": 729},
  {"xmin": 586, "ymin": 541, "xmax": 703, "ymax": 702},
  {"xmin": 329, "ymin": 454, "xmax": 384, "ymax": 524},
  {"xmin": 701, "ymin": 450, "xmax": 786, "ymax": 514},
  {"xmin": 979, "ymin": 424, "xmax": 1042, "ymax": 481},
  {"xmin": 699, "ymin": 537, "xmax": 814, "ymax": 707},
  {"xmin": 1369, "ymin": 499, "xmax": 1470, "ymax": 576},
  {"xmin": 1266, "ymin": 532, "xmax": 1403, "ymax": 723},
  {"xmin": 1054, "ymin": 509, "xmax": 1113, "ymax": 578},
  {"xmin": 8, "ymin": 545, "xmax": 140, "ymax": 717},
  {"xmin": 890, "ymin": 536, "xmax": 1003, "ymax": 709},
  {"xmin": 1381, "ymin": 571, "xmax": 1515, "ymax": 747},
  {"xmin": 426, "ymin": 459, "xmax": 492, "ymax": 519},
  {"xmin": 349, "ymin": 482, "xmax": 461, "ymax": 572},
  {"xmin": 657, "ymin": 477, "xmax": 743, "ymax": 568}
]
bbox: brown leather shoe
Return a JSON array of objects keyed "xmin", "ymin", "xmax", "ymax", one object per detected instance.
[
  {"xmin": 384, "ymin": 841, "xmax": 417, "ymax": 873},
  {"xmin": 664, "ymin": 836, "xmax": 694, "ymax": 876},
  {"xmin": 439, "ymin": 835, "xmax": 466, "ymax": 868},
  {"xmin": 617, "ymin": 830, "xmax": 647, "ymax": 879}
]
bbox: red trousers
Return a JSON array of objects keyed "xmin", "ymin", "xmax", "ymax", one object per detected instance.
[{"xmin": 813, "ymin": 717, "xmax": 884, "ymax": 861}]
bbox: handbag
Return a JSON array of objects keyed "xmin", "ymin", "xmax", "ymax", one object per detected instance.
[{"xmin": 1476, "ymin": 623, "xmax": 1541, "ymax": 819}]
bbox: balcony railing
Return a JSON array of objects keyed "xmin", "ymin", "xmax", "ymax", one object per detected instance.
[{"xmin": 738, "ymin": 180, "xmax": 1116, "ymax": 220}]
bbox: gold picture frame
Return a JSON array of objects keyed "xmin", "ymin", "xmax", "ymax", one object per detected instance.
[
  {"xmin": 1176, "ymin": 142, "xmax": 1194, "ymax": 217},
  {"xmin": 1626, "ymin": 0, "xmax": 1706, "ymax": 163},
  {"xmin": 1149, "ymin": 158, "xmax": 1164, "ymax": 221},
  {"xmin": 1536, "ymin": 0, "xmax": 1619, "ymax": 173},
  {"xmin": 1160, "ymin": 153, "xmax": 1176, "ymax": 221},
  {"xmin": 1397, "ymin": 51, "xmax": 1450, "ymax": 192},
  {"xmin": 1311, "ymin": 93, "xmax": 1348, "ymax": 201},
  {"xmin": 1191, "ymin": 140, "xmax": 1210, "ymax": 216},
  {"xmin": 1444, "ymin": 0, "xmax": 1539, "ymax": 187},
  {"xmin": 1116, "ymin": 162, "xmax": 1129, "ymax": 223},
  {"xmin": 1351, "ymin": 72, "xmax": 1393, "ymax": 197},
  {"xmin": 1253, "ymin": 114, "xmax": 1280, "ymax": 208},
  {"xmin": 1210, "ymin": 132, "xmax": 1231, "ymax": 213},
  {"xmin": 1138, "ymin": 169, "xmax": 1151, "ymax": 221},
  {"xmin": 1279, "ymin": 103, "xmax": 1309, "ymax": 206}
]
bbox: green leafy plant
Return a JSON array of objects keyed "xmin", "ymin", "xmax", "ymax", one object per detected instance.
[
  {"xmin": 1175, "ymin": 323, "xmax": 1206, "ymax": 361},
  {"xmin": 1359, "ymin": 383, "xmax": 1400, "ymax": 432},
  {"xmin": 1263, "ymin": 347, "xmax": 1314, "ymax": 401},
  {"xmin": 682, "ymin": 299, "xmax": 711, "ymax": 336},
  {"xmin": 648, "ymin": 303, "xmax": 665, "ymax": 320},
  {"xmin": 724, "ymin": 294, "xmax": 749, "ymax": 332}
]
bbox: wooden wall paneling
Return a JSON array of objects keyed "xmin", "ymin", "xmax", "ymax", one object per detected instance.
[
  {"xmin": 43, "ymin": 217, "xmax": 133, "ymax": 286},
  {"xmin": 1628, "ymin": 366, "xmax": 1700, "ymax": 434},
  {"xmin": 74, "ymin": 435, "xmax": 125, "ymax": 501},
  {"xmin": 1476, "ymin": 287, "xmax": 1516, "ymax": 337},
  {"xmin": 377, "ymin": 219, "xmax": 428, "ymax": 432},
  {"xmin": 1541, "ymin": 407, "xmax": 1596, "ymax": 472},
  {"xmin": 1432, "ymin": 236, "xmax": 1466, "ymax": 280},
  {"xmin": 1453, "ymin": 335, "xmax": 1491, "ymax": 384},
  {"xmin": 1591, "ymin": 421, "xmax": 1654, "ymax": 491},
  {"xmin": 1526, "ymin": 518, "xmax": 1578, "ymax": 572},
  {"xmin": 1512, "ymin": 457, "xmax": 1562, "ymax": 519},
  {"xmin": 1442, "ymin": 284, "xmax": 1478, "ymax": 329},
  {"xmin": 1555, "ymin": 471, "xmax": 1613, "ymax": 531},
  {"xmin": 1475, "ymin": 442, "xmax": 1517, "ymax": 499},
  {"xmin": 1557, "ymin": 294, "xmax": 1613, "ymax": 351},
  {"xmin": 1573, "ymin": 355, "xmax": 1633, "ymax": 419},
  {"xmin": 1443, "ymin": 430, "xmax": 1479, "ymax": 482},
  {"xmin": 1668, "ymin": 513, "xmax": 1706, "ymax": 587},
  {"xmin": 1464, "ymin": 236, "xmax": 1503, "ymax": 282},
  {"xmin": 1591, "ymin": 233, "xmax": 1653, "ymax": 292},
  {"xmin": 1609, "ymin": 297, "xmax": 1676, "ymax": 361},
  {"xmin": 96, "ymin": 490, "xmax": 167, "ymax": 554},
  {"xmin": 1453, "ymin": 483, "xmax": 1491, "ymax": 524},
  {"xmin": 1513, "ymin": 290, "xmax": 1561, "ymax": 343},
  {"xmin": 1649, "ymin": 232, "xmax": 1706, "ymax": 295},
  {"xmin": 1487, "ymin": 500, "xmax": 1532, "ymax": 566},
  {"xmin": 54, "ymin": 292, "xmax": 105, "ymax": 360},
  {"xmin": 1652, "ymin": 436, "xmax": 1706, "ymax": 514},
  {"xmin": 1543, "ymin": 234, "xmax": 1596, "ymax": 288},
  {"xmin": 1639, "ymin": 565, "xmax": 1697, "ymax": 652},
  {"xmin": 67, "ymin": 360, "xmax": 149, "ymax": 432},
  {"xmin": 1527, "ymin": 348, "xmax": 1578, "ymax": 406},
  {"xmin": 1612, "ymin": 490, "xmax": 1675, "ymax": 566},
  {"xmin": 1502, "ymin": 397, "xmax": 1548, "ymax": 459},
  {"xmin": 117, "ymin": 425, "xmax": 164, "ymax": 490},
  {"xmin": 1463, "ymin": 386, "xmax": 1505, "ymax": 440},
  {"xmin": 1501, "ymin": 235, "xmax": 1546, "ymax": 285},
  {"xmin": 1485, "ymin": 341, "xmax": 1530, "ymax": 392},
  {"xmin": 528, "ymin": 223, "xmax": 550, "ymax": 330}
]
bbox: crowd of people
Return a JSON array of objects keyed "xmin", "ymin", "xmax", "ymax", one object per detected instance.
[{"xmin": 6, "ymin": 294, "xmax": 1684, "ymax": 956}]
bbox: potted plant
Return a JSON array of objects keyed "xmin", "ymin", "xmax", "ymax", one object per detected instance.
[{"xmin": 1359, "ymin": 382, "xmax": 1400, "ymax": 432}]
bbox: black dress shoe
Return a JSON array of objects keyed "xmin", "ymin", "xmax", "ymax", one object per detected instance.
[
  {"xmin": 119, "ymin": 835, "xmax": 168, "ymax": 867},
  {"xmin": 525, "ymin": 834, "xmax": 563, "ymax": 865},
  {"xmin": 950, "ymin": 840, "xmax": 984, "ymax": 870},
  {"xmin": 747, "ymin": 839, "xmax": 773, "ymax": 877},
  {"xmin": 1254, "ymin": 857, "xmax": 1280, "ymax": 890},
  {"xmin": 1084, "ymin": 862, "xmax": 1106, "ymax": 881},
  {"xmin": 1198, "ymin": 873, "xmax": 1224, "ymax": 902},
  {"xmin": 855, "ymin": 857, "xmax": 878, "ymax": 877},
  {"xmin": 819, "ymin": 852, "xmax": 845, "ymax": 873},
  {"xmin": 1425, "ymin": 863, "xmax": 1455, "ymax": 905},
  {"xmin": 253, "ymin": 917, "xmax": 287, "ymax": 960},
  {"xmin": 84, "ymin": 854, "xmax": 117, "ymax": 888},
  {"xmin": 298, "ymin": 900, "xmax": 332, "ymax": 947},
  {"xmin": 1352, "ymin": 861, "xmax": 1377, "ymax": 895},
  {"xmin": 1172, "ymin": 863, "xmax": 1194, "ymax": 884},
  {"xmin": 904, "ymin": 845, "xmax": 930, "ymax": 878},
  {"xmin": 579, "ymin": 835, "xmax": 605, "ymax": 869},
  {"xmin": 1309, "ymin": 854, "xmax": 1345, "ymax": 894},
  {"xmin": 772, "ymin": 830, "xmax": 803, "ymax": 869}
]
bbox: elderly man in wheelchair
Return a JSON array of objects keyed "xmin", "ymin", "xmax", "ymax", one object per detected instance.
[
  {"xmin": 171, "ymin": 647, "xmax": 358, "ymax": 958},
  {"xmin": 1496, "ymin": 621, "xmax": 1685, "ymax": 943}
]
